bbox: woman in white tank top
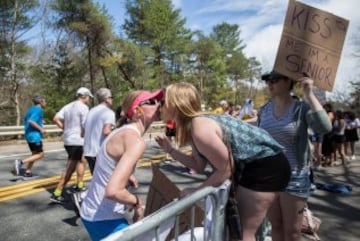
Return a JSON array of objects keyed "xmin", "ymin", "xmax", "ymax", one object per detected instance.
[{"xmin": 80, "ymin": 89, "xmax": 164, "ymax": 241}]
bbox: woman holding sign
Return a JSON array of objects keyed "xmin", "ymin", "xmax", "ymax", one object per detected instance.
[{"xmin": 258, "ymin": 71, "xmax": 331, "ymax": 241}]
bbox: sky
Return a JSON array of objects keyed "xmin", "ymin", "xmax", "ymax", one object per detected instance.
[{"xmin": 98, "ymin": 0, "xmax": 360, "ymax": 95}]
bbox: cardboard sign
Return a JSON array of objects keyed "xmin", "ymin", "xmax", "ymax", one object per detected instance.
[
  {"xmin": 274, "ymin": 0, "xmax": 349, "ymax": 91},
  {"xmin": 144, "ymin": 165, "xmax": 204, "ymax": 241}
]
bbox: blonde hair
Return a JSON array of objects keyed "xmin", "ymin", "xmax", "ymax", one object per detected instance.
[
  {"xmin": 165, "ymin": 82, "xmax": 204, "ymax": 146},
  {"xmin": 116, "ymin": 90, "xmax": 142, "ymax": 127}
]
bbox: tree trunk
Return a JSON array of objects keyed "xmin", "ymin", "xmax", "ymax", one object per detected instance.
[{"xmin": 9, "ymin": 0, "xmax": 21, "ymax": 126}]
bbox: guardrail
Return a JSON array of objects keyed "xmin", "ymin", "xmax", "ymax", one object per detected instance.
[
  {"xmin": 103, "ymin": 181, "xmax": 231, "ymax": 241},
  {"xmin": 0, "ymin": 125, "xmax": 61, "ymax": 137},
  {"xmin": 0, "ymin": 122, "xmax": 165, "ymax": 137}
]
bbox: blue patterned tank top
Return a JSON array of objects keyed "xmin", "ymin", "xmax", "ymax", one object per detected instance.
[{"xmin": 205, "ymin": 115, "xmax": 284, "ymax": 163}]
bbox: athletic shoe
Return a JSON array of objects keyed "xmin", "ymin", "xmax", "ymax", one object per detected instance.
[
  {"xmin": 14, "ymin": 159, "xmax": 22, "ymax": 176},
  {"xmin": 22, "ymin": 172, "xmax": 35, "ymax": 180},
  {"xmin": 23, "ymin": 172, "xmax": 33, "ymax": 177},
  {"xmin": 71, "ymin": 185, "xmax": 88, "ymax": 193},
  {"xmin": 50, "ymin": 194, "xmax": 65, "ymax": 204},
  {"xmin": 351, "ymin": 155, "xmax": 356, "ymax": 160}
]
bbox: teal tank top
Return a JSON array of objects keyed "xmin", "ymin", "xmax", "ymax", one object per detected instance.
[{"xmin": 205, "ymin": 115, "xmax": 284, "ymax": 163}]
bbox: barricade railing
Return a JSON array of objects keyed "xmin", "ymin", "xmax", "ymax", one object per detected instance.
[
  {"xmin": 0, "ymin": 122, "xmax": 165, "ymax": 137},
  {"xmin": 0, "ymin": 125, "xmax": 61, "ymax": 136},
  {"xmin": 102, "ymin": 181, "xmax": 231, "ymax": 241}
]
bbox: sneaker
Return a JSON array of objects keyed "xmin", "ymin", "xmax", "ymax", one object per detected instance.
[
  {"xmin": 14, "ymin": 159, "xmax": 22, "ymax": 176},
  {"xmin": 22, "ymin": 172, "xmax": 35, "ymax": 180},
  {"xmin": 351, "ymin": 155, "xmax": 356, "ymax": 160},
  {"xmin": 71, "ymin": 185, "xmax": 88, "ymax": 193},
  {"xmin": 23, "ymin": 172, "xmax": 33, "ymax": 178},
  {"xmin": 50, "ymin": 194, "xmax": 65, "ymax": 204}
]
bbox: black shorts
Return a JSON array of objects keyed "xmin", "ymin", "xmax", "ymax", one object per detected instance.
[
  {"xmin": 64, "ymin": 145, "xmax": 83, "ymax": 161},
  {"xmin": 236, "ymin": 152, "xmax": 291, "ymax": 192},
  {"xmin": 85, "ymin": 156, "xmax": 96, "ymax": 174},
  {"xmin": 333, "ymin": 134, "xmax": 346, "ymax": 143},
  {"xmin": 27, "ymin": 141, "xmax": 43, "ymax": 153}
]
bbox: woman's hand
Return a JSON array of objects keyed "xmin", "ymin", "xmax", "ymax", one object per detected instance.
[
  {"xmin": 298, "ymin": 76, "xmax": 314, "ymax": 97},
  {"xmin": 128, "ymin": 175, "xmax": 139, "ymax": 188},
  {"xmin": 132, "ymin": 196, "xmax": 143, "ymax": 222},
  {"xmin": 155, "ymin": 135, "xmax": 173, "ymax": 153}
]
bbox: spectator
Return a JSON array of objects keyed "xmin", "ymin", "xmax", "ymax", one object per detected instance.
[
  {"xmin": 344, "ymin": 111, "xmax": 360, "ymax": 160},
  {"xmin": 238, "ymin": 99, "xmax": 258, "ymax": 124},
  {"xmin": 322, "ymin": 103, "xmax": 335, "ymax": 166},
  {"xmin": 80, "ymin": 89, "xmax": 164, "ymax": 240},
  {"xmin": 333, "ymin": 109, "xmax": 347, "ymax": 165},
  {"xmin": 258, "ymin": 71, "xmax": 331, "ymax": 241},
  {"xmin": 213, "ymin": 100, "xmax": 228, "ymax": 114},
  {"xmin": 50, "ymin": 87, "xmax": 93, "ymax": 204},
  {"xmin": 155, "ymin": 82, "xmax": 291, "ymax": 241},
  {"xmin": 13, "ymin": 95, "xmax": 46, "ymax": 178}
]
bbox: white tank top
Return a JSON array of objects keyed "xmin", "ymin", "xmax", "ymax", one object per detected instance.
[{"xmin": 80, "ymin": 125, "xmax": 141, "ymax": 221}]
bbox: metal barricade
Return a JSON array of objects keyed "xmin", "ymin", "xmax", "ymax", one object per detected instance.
[{"xmin": 102, "ymin": 181, "xmax": 231, "ymax": 241}]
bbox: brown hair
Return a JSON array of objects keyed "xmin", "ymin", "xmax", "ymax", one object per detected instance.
[
  {"xmin": 116, "ymin": 90, "xmax": 142, "ymax": 127},
  {"xmin": 165, "ymin": 82, "xmax": 207, "ymax": 146}
]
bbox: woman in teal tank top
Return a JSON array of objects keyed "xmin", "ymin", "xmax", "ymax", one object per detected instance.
[{"xmin": 155, "ymin": 82, "xmax": 291, "ymax": 241}]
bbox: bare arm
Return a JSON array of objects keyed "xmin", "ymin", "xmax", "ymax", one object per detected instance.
[
  {"xmin": 155, "ymin": 135, "xmax": 207, "ymax": 171},
  {"xmin": 102, "ymin": 123, "xmax": 114, "ymax": 136},
  {"xmin": 191, "ymin": 117, "xmax": 232, "ymax": 190},
  {"xmin": 28, "ymin": 120, "xmax": 46, "ymax": 134},
  {"xmin": 299, "ymin": 77, "xmax": 323, "ymax": 111},
  {"xmin": 105, "ymin": 130, "xmax": 146, "ymax": 222},
  {"xmin": 53, "ymin": 116, "xmax": 64, "ymax": 129}
]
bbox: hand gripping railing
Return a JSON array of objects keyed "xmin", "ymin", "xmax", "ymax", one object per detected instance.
[{"xmin": 102, "ymin": 180, "xmax": 231, "ymax": 241}]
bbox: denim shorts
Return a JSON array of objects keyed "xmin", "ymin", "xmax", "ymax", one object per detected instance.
[
  {"xmin": 285, "ymin": 168, "xmax": 311, "ymax": 198},
  {"xmin": 81, "ymin": 217, "xmax": 129, "ymax": 241}
]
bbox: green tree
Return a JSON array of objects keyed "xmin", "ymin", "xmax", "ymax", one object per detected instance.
[
  {"xmin": 210, "ymin": 22, "xmax": 245, "ymax": 54},
  {"xmin": 193, "ymin": 35, "xmax": 227, "ymax": 106},
  {"xmin": 51, "ymin": 0, "xmax": 114, "ymax": 95},
  {"xmin": 0, "ymin": 0, "xmax": 39, "ymax": 125},
  {"xmin": 123, "ymin": 0, "xmax": 192, "ymax": 86}
]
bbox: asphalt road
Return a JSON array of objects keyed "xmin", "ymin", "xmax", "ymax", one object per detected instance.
[
  {"xmin": 0, "ymin": 139, "xmax": 359, "ymax": 241},
  {"xmin": 0, "ymin": 139, "xmax": 206, "ymax": 241}
]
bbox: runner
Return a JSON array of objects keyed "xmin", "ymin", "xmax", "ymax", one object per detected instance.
[
  {"xmin": 50, "ymin": 87, "xmax": 92, "ymax": 204},
  {"xmin": 80, "ymin": 89, "xmax": 163, "ymax": 240},
  {"xmin": 72, "ymin": 88, "xmax": 116, "ymax": 214},
  {"xmin": 13, "ymin": 95, "xmax": 46, "ymax": 179}
]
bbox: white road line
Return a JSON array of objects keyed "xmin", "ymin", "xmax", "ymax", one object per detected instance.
[{"xmin": 0, "ymin": 149, "xmax": 64, "ymax": 159}]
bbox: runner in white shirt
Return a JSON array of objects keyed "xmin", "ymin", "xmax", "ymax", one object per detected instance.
[
  {"xmin": 80, "ymin": 89, "xmax": 163, "ymax": 241},
  {"xmin": 50, "ymin": 87, "xmax": 93, "ymax": 204},
  {"xmin": 83, "ymin": 88, "xmax": 115, "ymax": 174}
]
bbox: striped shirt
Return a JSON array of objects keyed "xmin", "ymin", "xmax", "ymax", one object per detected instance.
[{"xmin": 258, "ymin": 101, "xmax": 298, "ymax": 169}]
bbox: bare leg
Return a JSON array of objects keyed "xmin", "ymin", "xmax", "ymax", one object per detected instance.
[
  {"xmin": 54, "ymin": 159, "xmax": 77, "ymax": 192},
  {"xmin": 76, "ymin": 156, "xmax": 87, "ymax": 184},
  {"xmin": 23, "ymin": 152, "xmax": 44, "ymax": 173},
  {"xmin": 268, "ymin": 192, "xmax": 306, "ymax": 241},
  {"xmin": 236, "ymin": 186, "xmax": 277, "ymax": 241}
]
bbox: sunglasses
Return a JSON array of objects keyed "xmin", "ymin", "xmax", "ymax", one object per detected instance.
[
  {"xmin": 139, "ymin": 98, "xmax": 158, "ymax": 106},
  {"xmin": 265, "ymin": 79, "xmax": 281, "ymax": 85}
]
